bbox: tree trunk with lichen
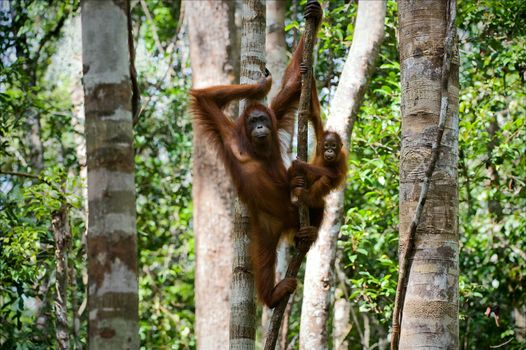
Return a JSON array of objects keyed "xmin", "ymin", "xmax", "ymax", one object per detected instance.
[
  {"xmin": 82, "ymin": 0, "xmax": 139, "ymax": 348},
  {"xmin": 396, "ymin": 0, "xmax": 459, "ymax": 348},
  {"xmin": 229, "ymin": 1, "xmax": 266, "ymax": 349},
  {"xmin": 52, "ymin": 196, "xmax": 71, "ymax": 350},
  {"xmin": 299, "ymin": 1, "xmax": 386, "ymax": 349},
  {"xmin": 186, "ymin": 1, "xmax": 239, "ymax": 349}
]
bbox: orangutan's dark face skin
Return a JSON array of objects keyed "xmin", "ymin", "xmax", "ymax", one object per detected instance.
[
  {"xmin": 323, "ymin": 133, "xmax": 341, "ymax": 162},
  {"xmin": 248, "ymin": 110, "xmax": 272, "ymax": 145}
]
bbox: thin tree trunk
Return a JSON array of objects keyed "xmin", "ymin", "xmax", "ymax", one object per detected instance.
[
  {"xmin": 362, "ymin": 313, "xmax": 371, "ymax": 350},
  {"xmin": 264, "ymin": 1, "xmax": 319, "ymax": 346},
  {"xmin": 333, "ymin": 289, "xmax": 351, "ymax": 350},
  {"xmin": 261, "ymin": 2, "xmax": 292, "ymax": 346},
  {"xmin": 230, "ymin": 2, "xmax": 265, "ymax": 349},
  {"xmin": 26, "ymin": 113, "xmax": 44, "ymax": 170},
  {"xmin": 486, "ymin": 116, "xmax": 503, "ymax": 220},
  {"xmin": 52, "ymin": 191, "xmax": 71, "ymax": 350},
  {"xmin": 333, "ymin": 253, "xmax": 353, "ymax": 350},
  {"xmin": 514, "ymin": 304, "xmax": 526, "ymax": 342},
  {"xmin": 186, "ymin": 2, "xmax": 239, "ymax": 349},
  {"xmin": 82, "ymin": 0, "xmax": 139, "ymax": 348},
  {"xmin": 266, "ymin": 0, "xmax": 293, "ymax": 168},
  {"xmin": 299, "ymin": 2, "xmax": 386, "ymax": 349},
  {"xmin": 239, "ymin": 0, "xmax": 266, "ymax": 111},
  {"xmin": 395, "ymin": 0, "xmax": 459, "ymax": 348},
  {"xmin": 62, "ymin": 15, "xmax": 86, "ymax": 349},
  {"xmin": 35, "ymin": 268, "xmax": 54, "ymax": 335},
  {"xmin": 266, "ymin": 0, "xmax": 287, "ymax": 102}
]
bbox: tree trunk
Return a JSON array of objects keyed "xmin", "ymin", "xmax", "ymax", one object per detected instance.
[
  {"xmin": 261, "ymin": 2, "xmax": 292, "ymax": 347},
  {"xmin": 266, "ymin": 0, "xmax": 287, "ymax": 106},
  {"xmin": 81, "ymin": 0, "xmax": 139, "ymax": 348},
  {"xmin": 186, "ymin": 2, "xmax": 239, "ymax": 349},
  {"xmin": 397, "ymin": 0, "xmax": 459, "ymax": 348},
  {"xmin": 52, "ymin": 194, "xmax": 71, "ymax": 350},
  {"xmin": 239, "ymin": 0, "xmax": 266, "ymax": 111},
  {"xmin": 61, "ymin": 15, "xmax": 86, "ymax": 346},
  {"xmin": 299, "ymin": 2, "xmax": 386, "ymax": 349},
  {"xmin": 514, "ymin": 304, "xmax": 526, "ymax": 342},
  {"xmin": 230, "ymin": 1, "xmax": 265, "ymax": 349},
  {"xmin": 333, "ymin": 288, "xmax": 351, "ymax": 350}
]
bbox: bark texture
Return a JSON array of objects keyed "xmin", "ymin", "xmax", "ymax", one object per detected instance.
[
  {"xmin": 239, "ymin": 0, "xmax": 266, "ymax": 110},
  {"xmin": 81, "ymin": 0, "xmax": 139, "ymax": 349},
  {"xmin": 514, "ymin": 305, "xmax": 526, "ymax": 342},
  {"xmin": 396, "ymin": 0, "xmax": 460, "ymax": 348},
  {"xmin": 333, "ymin": 289, "xmax": 351, "ymax": 350},
  {"xmin": 230, "ymin": 1, "xmax": 265, "ymax": 349},
  {"xmin": 230, "ymin": 202, "xmax": 257, "ymax": 350},
  {"xmin": 52, "ymin": 196, "xmax": 71, "ymax": 350},
  {"xmin": 186, "ymin": 2, "xmax": 238, "ymax": 349},
  {"xmin": 299, "ymin": 2, "xmax": 386, "ymax": 349}
]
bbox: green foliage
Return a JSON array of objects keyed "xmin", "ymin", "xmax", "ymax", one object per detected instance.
[
  {"xmin": 315, "ymin": 0, "xmax": 358, "ymax": 104},
  {"xmin": 131, "ymin": 1, "xmax": 195, "ymax": 348},
  {"xmin": 134, "ymin": 0, "xmax": 182, "ymax": 55},
  {"xmin": 0, "ymin": 1, "xmax": 84, "ymax": 348},
  {"xmin": 0, "ymin": 166, "xmax": 84, "ymax": 349},
  {"xmin": 328, "ymin": 1, "xmax": 401, "ymax": 345},
  {"xmin": 1, "ymin": 0, "xmax": 525, "ymax": 348},
  {"xmin": 319, "ymin": 0, "xmax": 526, "ymax": 348},
  {"xmin": 456, "ymin": 1, "xmax": 526, "ymax": 347}
]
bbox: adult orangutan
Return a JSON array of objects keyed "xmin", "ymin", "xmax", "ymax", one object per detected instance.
[{"xmin": 190, "ymin": 0, "xmax": 323, "ymax": 308}]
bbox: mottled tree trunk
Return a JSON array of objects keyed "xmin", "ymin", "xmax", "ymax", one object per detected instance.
[
  {"xmin": 230, "ymin": 202, "xmax": 256, "ymax": 350},
  {"xmin": 186, "ymin": 2, "xmax": 239, "ymax": 349},
  {"xmin": 81, "ymin": 0, "xmax": 139, "ymax": 348},
  {"xmin": 239, "ymin": 0, "xmax": 266, "ymax": 111},
  {"xmin": 52, "ymin": 195, "xmax": 71, "ymax": 350},
  {"xmin": 299, "ymin": 2, "xmax": 386, "ymax": 349},
  {"xmin": 230, "ymin": 1, "xmax": 265, "ymax": 349},
  {"xmin": 397, "ymin": 0, "xmax": 459, "ymax": 348},
  {"xmin": 26, "ymin": 114, "xmax": 44, "ymax": 170},
  {"xmin": 261, "ymin": 2, "xmax": 292, "ymax": 347}
]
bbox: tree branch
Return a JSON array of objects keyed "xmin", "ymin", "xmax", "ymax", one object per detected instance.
[
  {"xmin": 263, "ymin": 1, "xmax": 318, "ymax": 348},
  {"xmin": 0, "ymin": 170, "xmax": 39, "ymax": 179},
  {"xmin": 0, "ymin": 170, "xmax": 66, "ymax": 200}
]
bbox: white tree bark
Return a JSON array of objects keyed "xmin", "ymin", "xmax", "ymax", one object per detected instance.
[
  {"xmin": 514, "ymin": 304, "xmax": 526, "ymax": 342},
  {"xmin": 186, "ymin": 2, "xmax": 238, "ymax": 349},
  {"xmin": 82, "ymin": 0, "xmax": 139, "ymax": 348},
  {"xmin": 230, "ymin": 2, "xmax": 265, "ymax": 349},
  {"xmin": 299, "ymin": 2, "xmax": 386, "ymax": 349},
  {"xmin": 266, "ymin": 0, "xmax": 288, "ymax": 102},
  {"xmin": 333, "ymin": 288, "xmax": 351, "ymax": 350}
]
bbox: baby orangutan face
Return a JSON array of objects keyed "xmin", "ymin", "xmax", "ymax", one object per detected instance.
[{"xmin": 322, "ymin": 132, "xmax": 342, "ymax": 163}]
